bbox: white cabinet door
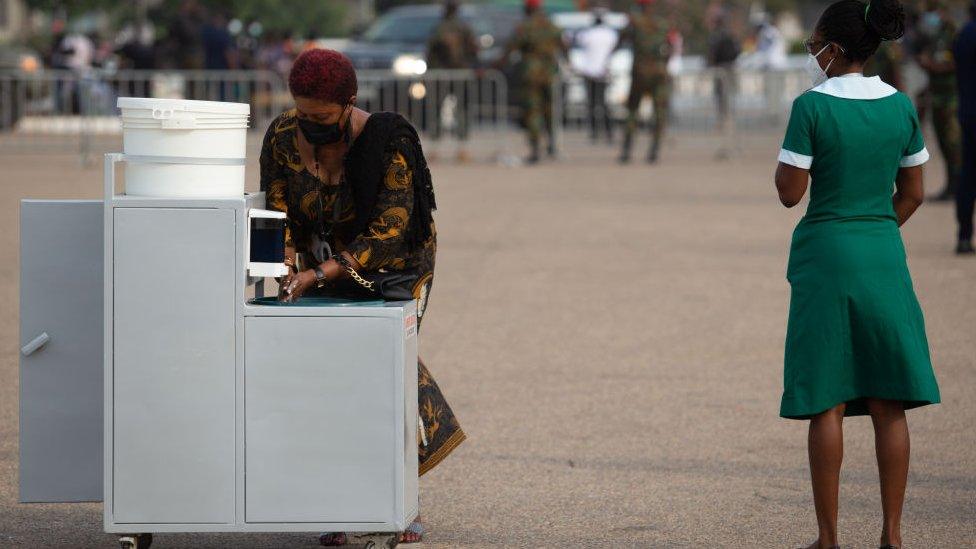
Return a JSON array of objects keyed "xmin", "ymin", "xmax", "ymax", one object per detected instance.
[
  {"xmin": 19, "ymin": 200, "xmax": 103, "ymax": 503},
  {"xmin": 112, "ymin": 208, "xmax": 236, "ymax": 524},
  {"xmin": 244, "ymin": 316, "xmax": 398, "ymax": 523}
]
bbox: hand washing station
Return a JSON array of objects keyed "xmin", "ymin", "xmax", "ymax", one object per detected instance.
[{"xmin": 19, "ymin": 99, "xmax": 418, "ymax": 549}]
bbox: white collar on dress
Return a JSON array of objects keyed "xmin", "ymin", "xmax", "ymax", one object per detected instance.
[{"xmin": 810, "ymin": 74, "xmax": 897, "ymax": 100}]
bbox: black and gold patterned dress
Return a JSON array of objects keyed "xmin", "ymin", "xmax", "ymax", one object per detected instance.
[{"xmin": 259, "ymin": 109, "xmax": 465, "ymax": 475}]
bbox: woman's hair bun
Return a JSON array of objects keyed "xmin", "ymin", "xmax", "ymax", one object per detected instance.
[{"xmin": 865, "ymin": 0, "xmax": 906, "ymax": 41}]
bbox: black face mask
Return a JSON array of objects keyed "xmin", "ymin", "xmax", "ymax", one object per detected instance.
[{"xmin": 298, "ymin": 104, "xmax": 349, "ymax": 145}]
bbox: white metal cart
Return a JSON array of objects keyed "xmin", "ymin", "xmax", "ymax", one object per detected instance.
[{"xmin": 19, "ymin": 154, "xmax": 419, "ymax": 548}]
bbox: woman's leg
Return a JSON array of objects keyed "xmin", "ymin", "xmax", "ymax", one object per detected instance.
[
  {"xmin": 806, "ymin": 403, "xmax": 846, "ymax": 549},
  {"xmin": 866, "ymin": 398, "xmax": 910, "ymax": 548}
]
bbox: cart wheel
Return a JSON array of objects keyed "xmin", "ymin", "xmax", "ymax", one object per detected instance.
[
  {"xmin": 119, "ymin": 533, "xmax": 152, "ymax": 549},
  {"xmin": 357, "ymin": 533, "xmax": 397, "ymax": 549}
]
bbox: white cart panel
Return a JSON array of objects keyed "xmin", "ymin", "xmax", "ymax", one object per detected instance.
[
  {"xmin": 112, "ymin": 208, "xmax": 236, "ymax": 524},
  {"xmin": 244, "ymin": 316, "xmax": 399, "ymax": 523},
  {"xmin": 19, "ymin": 200, "xmax": 103, "ymax": 503}
]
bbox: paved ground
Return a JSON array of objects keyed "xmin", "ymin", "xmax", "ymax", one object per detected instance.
[{"xmin": 0, "ymin": 130, "xmax": 973, "ymax": 548}]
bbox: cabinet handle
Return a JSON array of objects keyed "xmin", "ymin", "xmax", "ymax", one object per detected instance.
[{"xmin": 21, "ymin": 332, "xmax": 50, "ymax": 356}]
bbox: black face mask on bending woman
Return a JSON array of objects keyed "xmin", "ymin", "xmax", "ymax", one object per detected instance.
[{"xmin": 298, "ymin": 104, "xmax": 351, "ymax": 145}]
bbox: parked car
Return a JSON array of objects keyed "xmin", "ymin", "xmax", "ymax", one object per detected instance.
[
  {"xmin": 342, "ymin": 3, "xmax": 521, "ymax": 74},
  {"xmin": 339, "ymin": 3, "xmax": 521, "ymax": 131}
]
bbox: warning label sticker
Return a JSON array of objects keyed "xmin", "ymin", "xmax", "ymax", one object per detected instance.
[{"xmin": 405, "ymin": 314, "xmax": 418, "ymax": 339}]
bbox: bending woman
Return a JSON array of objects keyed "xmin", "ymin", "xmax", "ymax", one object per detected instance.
[
  {"xmin": 775, "ymin": 2, "xmax": 940, "ymax": 548},
  {"xmin": 260, "ymin": 49, "xmax": 466, "ymax": 545}
]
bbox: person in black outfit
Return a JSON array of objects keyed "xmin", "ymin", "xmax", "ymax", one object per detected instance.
[
  {"xmin": 708, "ymin": 14, "xmax": 741, "ymax": 133},
  {"xmin": 954, "ymin": 2, "xmax": 976, "ymax": 255}
]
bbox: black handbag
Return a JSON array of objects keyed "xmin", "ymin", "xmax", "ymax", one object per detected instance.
[{"xmin": 330, "ymin": 263, "xmax": 420, "ymax": 302}]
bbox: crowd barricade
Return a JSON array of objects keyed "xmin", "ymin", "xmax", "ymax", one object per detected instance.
[
  {"xmin": 0, "ymin": 69, "xmax": 289, "ymax": 163},
  {"xmin": 558, "ymin": 66, "xmax": 809, "ymax": 132},
  {"xmin": 1, "ymin": 66, "xmax": 811, "ymax": 163},
  {"xmin": 355, "ymin": 68, "xmax": 512, "ymax": 162}
]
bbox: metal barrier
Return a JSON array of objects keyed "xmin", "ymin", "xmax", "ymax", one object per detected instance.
[
  {"xmin": 0, "ymin": 69, "xmax": 289, "ymax": 163},
  {"xmin": 355, "ymin": 68, "xmax": 512, "ymax": 161},
  {"xmin": 1, "ymin": 66, "xmax": 808, "ymax": 163},
  {"xmin": 558, "ymin": 66, "xmax": 809, "ymax": 131}
]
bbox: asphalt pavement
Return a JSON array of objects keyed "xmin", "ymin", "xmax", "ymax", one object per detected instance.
[{"xmin": 0, "ymin": 130, "xmax": 973, "ymax": 547}]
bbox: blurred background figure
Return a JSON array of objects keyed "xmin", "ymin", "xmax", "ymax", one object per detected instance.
[
  {"xmin": 573, "ymin": 6, "xmax": 618, "ymax": 144},
  {"xmin": 201, "ymin": 10, "xmax": 239, "ymax": 101},
  {"xmin": 426, "ymin": 0, "xmax": 480, "ymax": 162},
  {"xmin": 915, "ymin": 0, "xmax": 961, "ymax": 202},
  {"xmin": 617, "ymin": 0, "xmax": 672, "ymax": 164},
  {"xmin": 707, "ymin": 12, "xmax": 741, "ymax": 151},
  {"xmin": 865, "ymin": 39, "xmax": 905, "ymax": 90},
  {"xmin": 202, "ymin": 10, "xmax": 238, "ymax": 72},
  {"xmin": 50, "ymin": 24, "xmax": 95, "ymax": 113},
  {"xmin": 256, "ymin": 30, "xmax": 294, "ymax": 81},
  {"xmin": 115, "ymin": 19, "xmax": 157, "ymax": 97},
  {"xmin": 115, "ymin": 20, "xmax": 156, "ymax": 72},
  {"xmin": 953, "ymin": 1, "xmax": 976, "ymax": 255},
  {"xmin": 498, "ymin": 0, "xmax": 565, "ymax": 164},
  {"xmin": 163, "ymin": 0, "xmax": 205, "ymax": 70},
  {"xmin": 751, "ymin": 11, "xmax": 787, "ymax": 125},
  {"xmin": 752, "ymin": 11, "xmax": 788, "ymax": 70}
]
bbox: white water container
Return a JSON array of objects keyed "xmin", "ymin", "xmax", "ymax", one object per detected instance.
[{"xmin": 117, "ymin": 97, "xmax": 250, "ymax": 197}]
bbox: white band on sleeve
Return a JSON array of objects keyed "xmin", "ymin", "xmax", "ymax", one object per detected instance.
[
  {"xmin": 778, "ymin": 149, "xmax": 813, "ymax": 169},
  {"xmin": 900, "ymin": 147, "xmax": 930, "ymax": 168}
]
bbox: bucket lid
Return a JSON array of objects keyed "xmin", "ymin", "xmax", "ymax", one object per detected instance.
[{"xmin": 117, "ymin": 97, "xmax": 250, "ymax": 115}]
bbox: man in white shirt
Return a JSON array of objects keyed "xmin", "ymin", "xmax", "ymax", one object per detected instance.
[{"xmin": 573, "ymin": 8, "xmax": 618, "ymax": 142}]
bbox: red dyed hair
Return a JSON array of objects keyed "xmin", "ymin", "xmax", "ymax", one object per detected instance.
[{"xmin": 288, "ymin": 49, "xmax": 358, "ymax": 104}]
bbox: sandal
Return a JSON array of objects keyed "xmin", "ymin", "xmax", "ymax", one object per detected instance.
[
  {"xmin": 318, "ymin": 532, "xmax": 347, "ymax": 546},
  {"xmin": 399, "ymin": 520, "xmax": 424, "ymax": 544}
]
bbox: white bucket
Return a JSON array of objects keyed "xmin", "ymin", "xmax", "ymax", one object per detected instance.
[{"xmin": 117, "ymin": 97, "xmax": 250, "ymax": 197}]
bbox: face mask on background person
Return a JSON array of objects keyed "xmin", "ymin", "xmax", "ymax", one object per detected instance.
[
  {"xmin": 921, "ymin": 11, "xmax": 942, "ymax": 34},
  {"xmin": 298, "ymin": 104, "xmax": 350, "ymax": 145},
  {"xmin": 806, "ymin": 44, "xmax": 835, "ymax": 88}
]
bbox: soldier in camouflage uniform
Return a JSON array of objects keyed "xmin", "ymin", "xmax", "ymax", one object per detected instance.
[
  {"xmin": 916, "ymin": 0, "xmax": 962, "ymax": 201},
  {"xmin": 499, "ymin": 0, "xmax": 565, "ymax": 163},
  {"xmin": 617, "ymin": 0, "xmax": 673, "ymax": 164},
  {"xmin": 426, "ymin": 0, "xmax": 480, "ymax": 158},
  {"xmin": 866, "ymin": 40, "xmax": 905, "ymax": 90}
]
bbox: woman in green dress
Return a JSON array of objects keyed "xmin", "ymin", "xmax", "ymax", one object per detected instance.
[{"xmin": 775, "ymin": 2, "xmax": 940, "ymax": 548}]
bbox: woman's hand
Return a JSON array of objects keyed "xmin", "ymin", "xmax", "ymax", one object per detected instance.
[
  {"xmin": 893, "ymin": 166, "xmax": 924, "ymax": 227},
  {"xmin": 280, "ymin": 269, "xmax": 316, "ymax": 303}
]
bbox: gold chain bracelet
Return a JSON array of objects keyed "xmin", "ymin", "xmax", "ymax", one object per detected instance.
[{"xmin": 335, "ymin": 254, "xmax": 375, "ymax": 292}]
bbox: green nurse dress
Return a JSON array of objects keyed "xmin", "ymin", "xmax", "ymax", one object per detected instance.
[{"xmin": 778, "ymin": 74, "xmax": 941, "ymax": 419}]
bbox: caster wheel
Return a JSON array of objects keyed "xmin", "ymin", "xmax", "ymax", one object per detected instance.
[
  {"xmin": 357, "ymin": 533, "xmax": 397, "ymax": 549},
  {"xmin": 119, "ymin": 533, "xmax": 152, "ymax": 549}
]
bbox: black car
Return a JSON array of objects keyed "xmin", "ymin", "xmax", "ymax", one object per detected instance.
[
  {"xmin": 340, "ymin": 4, "xmax": 522, "ymax": 132},
  {"xmin": 342, "ymin": 3, "xmax": 521, "ymax": 73}
]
